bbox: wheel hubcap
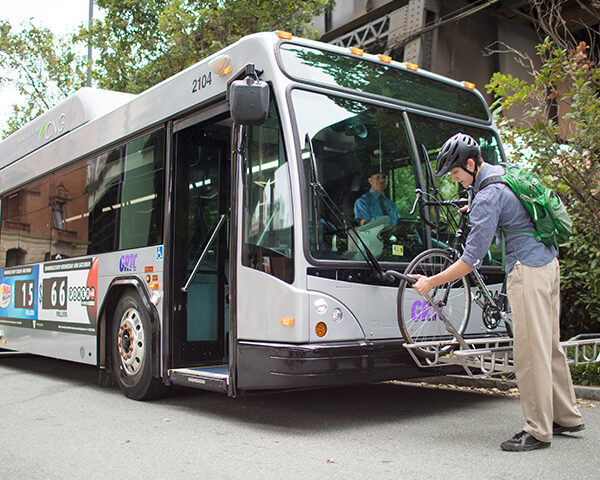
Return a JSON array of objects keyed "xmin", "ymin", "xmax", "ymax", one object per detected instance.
[{"xmin": 118, "ymin": 307, "xmax": 144, "ymax": 376}]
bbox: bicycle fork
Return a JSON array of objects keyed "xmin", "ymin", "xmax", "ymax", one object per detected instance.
[{"xmin": 422, "ymin": 292, "xmax": 470, "ymax": 350}]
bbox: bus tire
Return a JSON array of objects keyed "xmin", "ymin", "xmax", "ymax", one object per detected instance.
[{"xmin": 112, "ymin": 291, "xmax": 165, "ymax": 400}]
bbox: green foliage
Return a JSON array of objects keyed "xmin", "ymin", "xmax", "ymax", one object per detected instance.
[
  {"xmin": 569, "ymin": 363, "xmax": 600, "ymax": 387},
  {"xmin": 80, "ymin": 0, "xmax": 335, "ymax": 94},
  {"xmin": 486, "ymin": 38, "xmax": 600, "ymax": 335},
  {"xmin": 1, "ymin": 0, "xmax": 335, "ymax": 137},
  {"xmin": 0, "ymin": 21, "xmax": 87, "ymax": 137}
]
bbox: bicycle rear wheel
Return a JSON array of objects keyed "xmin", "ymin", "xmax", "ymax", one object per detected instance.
[{"xmin": 398, "ymin": 249, "xmax": 472, "ymax": 359}]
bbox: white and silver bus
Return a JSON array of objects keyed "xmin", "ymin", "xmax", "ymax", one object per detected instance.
[{"xmin": 0, "ymin": 31, "xmax": 506, "ymax": 399}]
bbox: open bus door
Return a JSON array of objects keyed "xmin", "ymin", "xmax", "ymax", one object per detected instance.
[{"xmin": 167, "ymin": 106, "xmax": 232, "ymax": 393}]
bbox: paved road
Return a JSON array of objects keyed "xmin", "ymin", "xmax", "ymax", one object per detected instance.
[{"xmin": 1, "ymin": 354, "xmax": 597, "ymax": 479}]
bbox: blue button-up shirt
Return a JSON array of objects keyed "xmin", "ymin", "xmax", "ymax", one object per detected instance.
[
  {"xmin": 354, "ymin": 189, "xmax": 400, "ymax": 225},
  {"xmin": 461, "ymin": 163, "xmax": 556, "ymax": 272}
]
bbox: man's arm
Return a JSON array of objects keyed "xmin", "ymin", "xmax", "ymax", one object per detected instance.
[
  {"xmin": 354, "ymin": 195, "xmax": 370, "ymax": 225},
  {"xmin": 409, "ymin": 259, "xmax": 474, "ymax": 296}
]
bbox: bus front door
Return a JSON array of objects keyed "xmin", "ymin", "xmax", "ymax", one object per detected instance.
[{"xmin": 171, "ymin": 117, "xmax": 231, "ymax": 368}]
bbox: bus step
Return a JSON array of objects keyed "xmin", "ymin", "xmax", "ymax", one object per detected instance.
[{"xmin": 169, "ymin": 365, "xmax": 229, "ymax": 393}]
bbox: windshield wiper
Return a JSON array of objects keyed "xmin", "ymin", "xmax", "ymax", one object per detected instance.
[{"xmin": 304, "ymin": 133, "xmax": 387, "ymax": 282}]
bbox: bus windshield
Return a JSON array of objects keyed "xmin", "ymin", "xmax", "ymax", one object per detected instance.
[
  {"xmin": 292, "ymin": 89, "xmax": 504, "ymax": 264},
  {"xmin": 280, "ymin": 43, "xmax": 490, "ymax": 122}
]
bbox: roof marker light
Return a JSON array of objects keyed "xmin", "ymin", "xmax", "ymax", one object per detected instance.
[
  {"xmin": 379, "ymin": 54, "xmax": 392, "ymax": 63},
  {"xmin": 351, "ymin": 47, "xmax": 364, "ymax": 56},
  {"xmin": 208, "ymin": 55, "xmax": 231, "ymax": 76},
  {"xmin": 278, "ymin": 30, "xmax": 292, "ymax": 40},
  {"xmin": 406, "ymin": 62, "xmax": 418, "ymax": 71},
  {"xmin": 464, "ymin": 81, "xmax": 476, "ymax": 90}
]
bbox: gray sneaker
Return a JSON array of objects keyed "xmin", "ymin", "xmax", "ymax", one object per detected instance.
[
  {"xmin": 553, "ymin": 422, "xmax": 585, "ymax": 435},
  {"xmin": 501, "ymin": 431, "xmax": 551, "ymax": 452}
]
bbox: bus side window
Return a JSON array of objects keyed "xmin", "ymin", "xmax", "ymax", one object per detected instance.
[
  {"xmin": 0, "ymin": 178, "xmax": 51, "ymax": 268},
  {"xmin": 50, "ymin": 162, "xmax": 89, "ymax": 260},
  {"xmin": 119, "ymin": 130, "xmax": 165, "ymax": 250},
  {"xmin": 87, "ymin": 147, "xmax": 123, "ymax": 254},
  {"xmin": 242, "ymin": 99, "xmax": 294, "ymax": 284}
]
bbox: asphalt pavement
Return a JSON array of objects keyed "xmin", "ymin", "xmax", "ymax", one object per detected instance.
[{"xmin": 0, "ymin": 354, "xmax": 598, "ymax": 480}]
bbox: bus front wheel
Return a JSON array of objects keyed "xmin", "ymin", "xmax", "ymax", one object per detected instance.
[{"xmin": 112, "ymin": 292, "xmax": 165, "ymax": 400}]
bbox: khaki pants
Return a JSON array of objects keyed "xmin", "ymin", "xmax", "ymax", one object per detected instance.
[{"xmin": 507, "ymin": 257, "xmax": 583, "ymax": 442}]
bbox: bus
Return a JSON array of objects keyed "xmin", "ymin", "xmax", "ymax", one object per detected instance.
[{"xmin": 0, "ymin": 31, "xmax": 507, "ymax": 399}]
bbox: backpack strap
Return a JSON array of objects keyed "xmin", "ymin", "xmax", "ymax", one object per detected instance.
[{"xmin": 478, "ymin": 175, "xmax": 503, "ymax": 193}]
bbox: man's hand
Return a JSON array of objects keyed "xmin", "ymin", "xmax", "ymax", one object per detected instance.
[{"xmin": 408, "ymin": 274, "xmax": 434, "ymax": 296}]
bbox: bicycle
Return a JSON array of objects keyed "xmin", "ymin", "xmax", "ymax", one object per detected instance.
[{"xmin": 394, "ymin": 188, "xmax": 513, "ymax": 360}]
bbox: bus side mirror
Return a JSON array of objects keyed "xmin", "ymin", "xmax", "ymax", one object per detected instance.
[{"xmin": 229, "ymin": 77, "xmax": 270, "ymax": 125}]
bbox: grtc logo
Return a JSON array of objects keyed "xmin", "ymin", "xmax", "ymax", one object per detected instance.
[
  {"xmin": 119, "ymin": 253, "xmax": 138, "ymax": 272},
  {"xmin": 410, "ymin": 299, "xmax": 439, "ymax": 322}
]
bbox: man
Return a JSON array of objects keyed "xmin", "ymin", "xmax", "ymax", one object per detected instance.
[
  {"xmin": 409, "ymin": 133, "xmax": 584, "ymax": 452},
  {"xmin": 354, "ymin": 170, "xmax": 399, "ymax": 225}
]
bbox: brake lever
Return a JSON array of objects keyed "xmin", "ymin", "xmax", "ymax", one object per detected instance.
[{"xmin": 409, "ymin": 190, "xmax": 422, "ymax": 216}]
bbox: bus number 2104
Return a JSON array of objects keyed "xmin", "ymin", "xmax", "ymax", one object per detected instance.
[{"xmin": 191, "ymin": 72, "xmax": 212, "ymax": 93}]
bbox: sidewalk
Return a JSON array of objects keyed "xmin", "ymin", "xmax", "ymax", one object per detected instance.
[{"xmin": 416, "ymin": 375, "xmax": 600, "ymax": 401}]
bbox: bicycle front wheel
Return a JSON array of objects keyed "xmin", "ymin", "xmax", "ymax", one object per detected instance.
[{"xmin": 398, "ymin": 249, "xmax": 472, "ymax": 359}]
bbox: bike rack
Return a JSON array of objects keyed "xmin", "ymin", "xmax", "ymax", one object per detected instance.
[
  {"xmin": 403, "ymin": 293, "xmax": 600, "ymax": 377},
  {"xmin": 403, "ymin": 336, "xmax": 514, "ymax": 377},
  {"xmin": 405, "ymin": 335, "xmax": 600, "ymax": 377}
]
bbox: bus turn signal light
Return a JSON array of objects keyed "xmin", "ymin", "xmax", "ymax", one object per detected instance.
[
  {"xmin": 278, "ymin": 31, "xmax": 292, "ymax": 40},
  {"xmin": 315, "ymin": 322, "xmax": 327, "ymax": 337}
]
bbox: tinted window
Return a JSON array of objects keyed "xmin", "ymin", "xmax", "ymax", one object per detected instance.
[
  {"xmin": 293, "ymin": 89, "xmax": 424, "ymax": 263},
  {"xmin": 119, "ymin": 131, "xmax": 165, "ymax": 249},
  {"xmin": 0, "ymin": 177, "xmax": 51, "ymax": 267},
  {"xmin": 243, "ymin": 99, "xmax": 294, "ymax": 283},
  {"xmin": 280, "ymin": 44, "xmax": 490, "ymax": 121},
  {"xmin": 87, "ymin": 148, "xmax": 123, "ymax": 254},
  {"xmin": 0, "ymin": 127, "xmax": 165, "ymax": 267},
  {"xmin": 50, "ymin": 161, "xmax": 90, "ymax": 259}
]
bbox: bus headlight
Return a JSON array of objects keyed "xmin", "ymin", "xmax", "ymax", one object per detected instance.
[
  {"xmin": 331, "ymin": 308, "xmax": 343, "ymax": 323},
  {"xmin": 314, "ymin": 298, "xmax": 328, "ymax": 314}
]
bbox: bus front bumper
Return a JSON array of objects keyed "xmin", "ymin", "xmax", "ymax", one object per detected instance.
[{"xmin": 236, "ymin": 339, "xmax": 434, "ymax": 391}]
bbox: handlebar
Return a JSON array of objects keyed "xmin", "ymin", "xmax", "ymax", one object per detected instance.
[
  {"xmin": 410, "ymin": 189, "xmax": 468, "ymax": 213},
  {"xmin": 409, "ymin": 189, "xmax": 469, "ymax": 229}
]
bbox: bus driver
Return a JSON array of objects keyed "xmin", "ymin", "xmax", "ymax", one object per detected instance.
[{"xmin": 354, "ymin": 169, "xmax": 399, "ymax": 226}]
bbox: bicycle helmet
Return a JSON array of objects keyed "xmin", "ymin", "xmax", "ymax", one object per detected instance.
[{"xmin": 435, "ymin": 133, "xmax": 481, "ymax": 178}]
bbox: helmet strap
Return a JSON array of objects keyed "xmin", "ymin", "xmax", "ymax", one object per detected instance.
[{"xmin": 461, "ymin": 159, "xmax": 478, "ymax": 182}]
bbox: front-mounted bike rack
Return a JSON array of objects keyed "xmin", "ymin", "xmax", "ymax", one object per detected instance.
[{"xmin": 403, "ymin": 292, "xmax": 600, "ymax": 377}]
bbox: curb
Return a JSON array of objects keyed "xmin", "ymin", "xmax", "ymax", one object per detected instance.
[{"xmin": 416, "ymin": 375, "xmax": 600, "ymax": 401}]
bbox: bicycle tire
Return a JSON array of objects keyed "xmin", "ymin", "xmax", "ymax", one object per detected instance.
[{"xmin": 398, "ymin": 248, "xmax": 472, "ymax": 359}]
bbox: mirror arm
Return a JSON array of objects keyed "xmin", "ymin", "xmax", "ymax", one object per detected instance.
[{"xmin": 226, "ymin": 63, "xmax": 264, "ymax": 99}]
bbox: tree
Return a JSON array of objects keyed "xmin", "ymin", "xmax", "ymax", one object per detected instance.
[
  {"xmin": 79, "ymin": 0, "xmax": 335, "ymax": 93},
  {"xmin": 1, "ymin": 0, "xmax": 335, "ymax": 138},
  {"xmin": 486, "ymin": 38, "xmax": 600, "ymax": 334},
  {"xmin": 0, "ymin": 21, "xmax": 87, "ymax": 137}
]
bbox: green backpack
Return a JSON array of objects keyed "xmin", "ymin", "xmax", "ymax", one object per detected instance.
[{"xmin": 479, "ymin": 163, "xmax": 572, "ymax": 248}]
